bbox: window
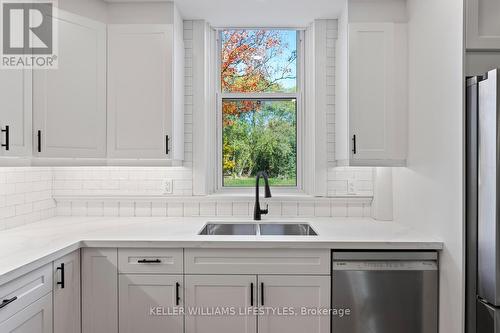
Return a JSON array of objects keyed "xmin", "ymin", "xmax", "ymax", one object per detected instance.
[{"xmin": 218, "ymin": 29, "xmax": 301, "ymax": 189}]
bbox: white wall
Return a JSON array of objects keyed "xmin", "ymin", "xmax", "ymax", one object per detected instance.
[
  {"xmin": 392, "ymin": 0, "xmax": 464, "ymax": 332},
  {"xmin": 57, "ymin": 0, "xmax": 107, "ymax": 22},
  {"xmin": 107, "ymin": 2, "xmax": 176, "ymax": 24},
  {"xmin": 348, "ymin": 0, "xmax": 407, "ymax": 23}
]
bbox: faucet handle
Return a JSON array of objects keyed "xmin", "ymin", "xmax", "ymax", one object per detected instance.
[{"xmin": 261, "ymin": 204, "xmax": 269, "ymax": 215}]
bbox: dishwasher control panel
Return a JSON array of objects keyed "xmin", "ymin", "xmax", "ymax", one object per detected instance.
[{"xmin": 332, "ymin": 260, "xmax": 438, "ymax": 271}]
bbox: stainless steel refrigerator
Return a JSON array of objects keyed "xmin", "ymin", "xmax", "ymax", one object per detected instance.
[{"xmin": 466, "ymin": 68, "xmax": 500, "ymax": 333}]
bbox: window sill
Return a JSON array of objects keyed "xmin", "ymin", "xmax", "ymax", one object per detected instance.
[{"xmin": 205, "ymin": 193, "xmax": 373, "ymax": 202}]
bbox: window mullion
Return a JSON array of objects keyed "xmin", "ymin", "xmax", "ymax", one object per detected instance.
[{"xmin": 221, "ymin": 93, "xmax": 299, "ymax": 100}]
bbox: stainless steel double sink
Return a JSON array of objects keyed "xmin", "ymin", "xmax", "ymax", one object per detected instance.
[{"xmin": 198, "ymin": 222, "xmax": 318, "ymax": 236}]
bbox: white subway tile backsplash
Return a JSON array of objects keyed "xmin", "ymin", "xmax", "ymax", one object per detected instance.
[
  {"xmin": 167, "ymin": 203, "xmax": 184, "ymax": 217},
  {"xmin": 104, "ymin": 201, "xmax": 119, "ymax": 217},
  {"xmin": 135, "ymin": 202, "xmax": 152, "ymax": 217},
  {"xmin": 298, "ymin": 202, "xmax": 315, "ymax": 217},
  {"xmin": 184, "ymin": 202, "xmax": 200, "ymax": 217},
  {"xmin": 232, "ymin": 202, "xmax": 249, "ymax": 217},
  {"xmin": 282, "ymin": 202, "xmax": 298, "ymax": 217},
  {"xmin": 119, "ymin": 201, "xmax": 135, "ymax": 217},
  {"xmin": 347, "ymin": 203, "xmax": 364, "ymax": 217},
  {"xmin": 363, "ymin": 204, "xmax": 372, "ymax": 218},
  {"xmin": 199, "ymin": 202, "xmax": 216, "ymax": 216},
  {"xmin": 56, "ymin": 201, "xmax": 71, "ymax": 216},
  {"xmin": 72, "ymin": 202, "xmax": 88, "ymax": 216},
  {"xmin": 0, "ymin": 167, "xmax": 56, "ymax": 230},
  {"xmin": 314, "ymin": 202, "xmax": 331, "ymax": 217},
  {"xmin": 216, "ymin": 202, "xmax": 232, "ymax": 217},
  {"xmin": 15, "ymin": 203, "xmax": 33, "ymax": 216},
  {"xmin": 53, "ymin": 197, "xmax": 372, "ymax": 220},
  {"xmin": 332, "ymin": 202, "xmax": 348, "ymax": 217},
  {"xmin": 87, "ymin": 202, "xmax": 104, "ymax": 217},
  {"xmin": 152, "ymin": 202, "xmax": 167, "ymax": 217}
]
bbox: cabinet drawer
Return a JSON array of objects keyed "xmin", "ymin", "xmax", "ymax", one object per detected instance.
[
  {"xmin": 185, "ymin": 249, "xmax": 330, "ymax": 275},
  {"xmin": 0, "ymin": 263, "xmax": 52, "ymax": 323},
  {"xmin": 118, "ymin": 249, "xmax": 183, "ymax": 274},
  {"xmin": 0, "ymin": 292, "xmax": 53, "ymax": 333}
]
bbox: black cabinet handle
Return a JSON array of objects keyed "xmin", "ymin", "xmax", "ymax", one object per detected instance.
[
  {"xmin": 0, "ymin": 296, "xmax": 17, "ymax": 310},
  {"xmin": 166, "ymin": 135, "xmax": 170, "ymax": 155},
  {"xmin": 260, "ymin": 282, "xmax": 264, "ymax": 306},
  {"xmin": 175, "ymin": 282, "xmax": 180, "ymax": 306},
  {"xmin": 137, "ymin": 259, "xmax": 161, "ymax": 264},
  {"xmin": 352, "ymin": 135, "xmax": 357, "ymax": 154},
  {"xmin": 37, "ymin": 130, "xmax": 41, "ymax": 153},
  {"xmin": 57, "ymin": 263, "xmax": 65, "ymax": 289},
  {"xmin": 1, "ymin": 126, "xmax": 9, "ymax": 151},
  {"xmin": 250, "ymin": 283, "xmax": 254, "ymax": 306}
]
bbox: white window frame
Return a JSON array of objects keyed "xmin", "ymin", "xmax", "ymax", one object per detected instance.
[{"xmin": 215, "ymin": 28, "xmax": 305, "ymax": 194}]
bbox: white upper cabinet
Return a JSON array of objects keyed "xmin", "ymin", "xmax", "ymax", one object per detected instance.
[
  {"xmin": 107, "ymin": 22, "xmax": 184, "ymax": 161},
  {"xmin": 33, "ymin": 10, "xmax": 106, "ymax": 158},
  {"xmin": 336, "ymin": 20, "xmax": 408, "ymax": 166},
  {"xmin": 467, "ymin": 0, "xmax": 500, "ymax": 50},
  {"xmin": 0, "ymin": 70, "xmax": 32, "ymax": 157}
]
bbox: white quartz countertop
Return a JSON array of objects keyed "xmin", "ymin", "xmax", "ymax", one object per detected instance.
[{"xmin": 0, "ymin": 216, "xmax": 443, "ymax": 284}]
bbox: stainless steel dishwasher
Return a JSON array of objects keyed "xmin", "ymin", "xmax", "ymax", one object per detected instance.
[{"xmin": 331, "ymin": 251, "xmax": 438, "ymax": 333}]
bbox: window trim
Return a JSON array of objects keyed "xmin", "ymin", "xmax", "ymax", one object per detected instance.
[{"xmin": 215, "ymin": 29, "xmax": 305, "ymax": 194}]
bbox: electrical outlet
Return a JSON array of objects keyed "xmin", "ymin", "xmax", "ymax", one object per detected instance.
[
  {"xmin": 347, "ymin": 180, "xmax": 356, "ymax": 195},
  {"xmin": 162, "ymin": 179, "xmax": 173, "ymax": 194}
]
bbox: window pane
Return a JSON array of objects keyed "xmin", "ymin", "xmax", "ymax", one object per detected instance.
[
  {"xmin": 221, "ymin": 30, "xmax": 297, "ymax": 93},
  {"xmin": 222, "ymin": 99, "xmax": 297, "ymax": 187}
]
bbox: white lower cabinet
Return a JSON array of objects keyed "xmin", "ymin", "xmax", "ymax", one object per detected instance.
[
  {"xmin": 119, "ymin": 274, "xmax": 183, "ymax": 333},
  {"xmin": 0, "ymin": 292, "xmax": 53, "ymax": 333},
  {"xmin": 258, "ymin": 275, "xmax": 330, "ymax": 333},
  {"xmin": 79, "ymin": 248, "xmax": 330, "ymax": 333},
  {"xmin": 184, "ymin": 275, "xmax": 257, "ymax": 333},
  {"xmin": 82, "ymin": 248, "xmax": 118, "ymax": 333},
  {"xmin": 54, "ymin": 250, "xmax": 81, "ymax": 333},
  {"xmin": 184, "ymin": 274, "xmax": 330, "ymax": 333}
]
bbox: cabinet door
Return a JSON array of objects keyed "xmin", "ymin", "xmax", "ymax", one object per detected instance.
[
  {"xmin": 119, "ymin": 274, "xmax": 183, "ymax": 333},
  {"xmin": 0, "ymin": 292, "xmax": 52, "ymax": 333},
  {"xmin": 348, "ymin": 23, "xmax": 407, "ymax": 166},
  {"xmin": 54, "ymin": 250, "xmax": 81, "ymax": 333},
  {"xmin": 467, "ymin": 0, "xmax": 500, "ymax": 49},
  {"xmin": 33, "ymin": 10, "xmax": 106, "ymax": 158},
  {"xmin": 82, "ymin": 248, "xmax": 118, "ymax": 333},
  {"xmin": 107, "ymin": 25, "xmax": 172, "ymax": 159},
  {"xmin": 258, "ymin": 275, "xmax": 330, "ymax": 333},
  {"xmin": 0, "ymin": 69, "xmax": 31, "ymax": 157},
  {"xmin": 185, "ymin": 275, "xmax": 257, "ymax": 333}
]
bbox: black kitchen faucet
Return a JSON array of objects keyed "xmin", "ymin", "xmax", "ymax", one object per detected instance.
[{"xmin": 253, "ymin": 171, "xmax": 272, "ymax": 221}]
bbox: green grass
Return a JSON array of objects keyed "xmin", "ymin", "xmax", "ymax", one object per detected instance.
[{"xmin": 224, "ymin": 177, "xmax": 296, "ymax": 187}]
